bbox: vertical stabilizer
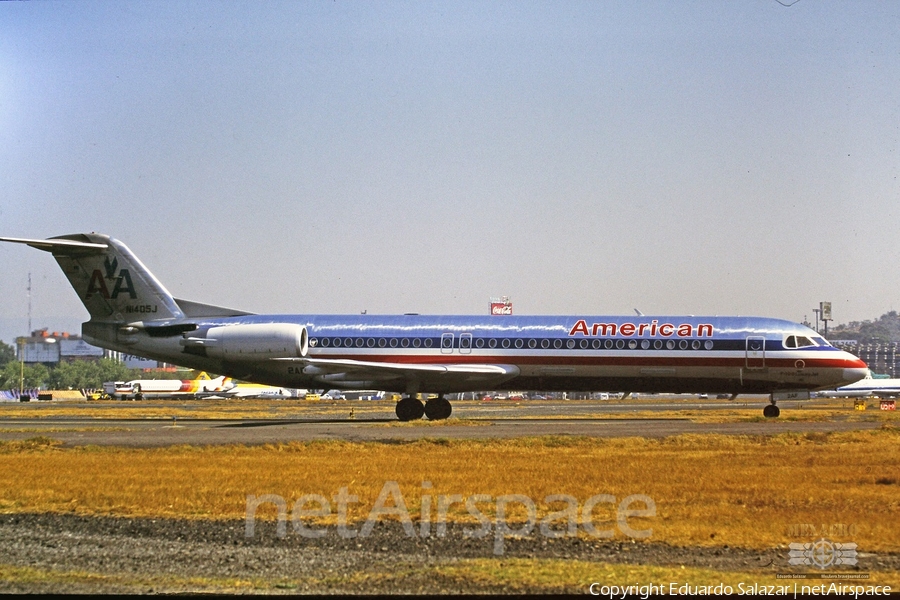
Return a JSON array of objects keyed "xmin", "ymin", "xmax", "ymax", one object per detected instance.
[{"xmin": 0, "ymin": 233, "xmax": 184, "ymax": 323}]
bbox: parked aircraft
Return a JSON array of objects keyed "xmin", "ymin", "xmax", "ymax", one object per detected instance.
[
  {"xmin": 815, "ymin": 374, "xmax": 900, "ymax": 398},
  {"xmin": 0, "ymin": 234, "xmax": 869, "ymax": 420},
  {"xmin": 196, "ymin": 381, "xmax": 300, "ymax": 399},
  {"xmin": 103, "ymin": 372, "xmax": 229, "ymax": 400}
]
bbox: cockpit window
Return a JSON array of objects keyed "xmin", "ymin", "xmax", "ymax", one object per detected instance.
[
  {"xmin": 784, "ymin": 335, "xmax": 817, "ymax": 349},
  {"xmin": 812, "ymin": 336, "xmax": 831, "ymax": 347}
]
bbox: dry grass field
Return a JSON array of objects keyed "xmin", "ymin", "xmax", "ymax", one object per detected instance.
[
  {"xmin": 6, "ymin": 559, "xmax": 884, "ymax": 593},
  {"xmin": 1, "ymin": 395, "xmax": 896, "ymax": 423},
  {"xmin": 1, "ymin": 398, "xmax": 897, "ymax": 591},
  {"xmin": 0, "ymin": 427, "xmax": 897, "ymax": 552}
]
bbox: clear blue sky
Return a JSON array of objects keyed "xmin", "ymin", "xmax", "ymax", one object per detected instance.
[{"xmin": 1, "ymin": 1, "xmax": 898, "ymax": 344}]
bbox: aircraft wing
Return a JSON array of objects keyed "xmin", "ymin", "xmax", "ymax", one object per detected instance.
[{"xmin": 277, "ymin": 357, "xmax": 520, "ymax": 392}]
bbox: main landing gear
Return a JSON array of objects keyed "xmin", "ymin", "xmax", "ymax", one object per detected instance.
[
  {"xmin": 395, "ymin": 395, "xmax": 453, "ymax": 421},
  {"xmin": 424, "ymin": 396, "xmax": 452, "ymax": 420},
  {"xmin": 763, "ymin": 397, "xmax": 780, "ymax": 418},
  {"xmin": 395, "ymin": 397, "xmax": 424, "ymax": 421}
]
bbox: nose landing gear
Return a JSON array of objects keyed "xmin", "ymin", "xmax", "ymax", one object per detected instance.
[{"xmin": 763, "ymin": 397, "xmax": 780, "ymax": 418}]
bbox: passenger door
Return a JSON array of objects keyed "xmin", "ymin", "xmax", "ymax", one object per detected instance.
[{"xmin": 746, "ymin": 336, "xmax": 766, "ymax": 369}]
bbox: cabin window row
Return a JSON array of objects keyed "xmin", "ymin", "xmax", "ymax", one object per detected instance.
[{"xmin": 309, "ymin": 337, "xmax": 717, "ymax": 351}]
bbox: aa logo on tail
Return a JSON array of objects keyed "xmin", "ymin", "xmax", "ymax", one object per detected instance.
[{"xmin": 86, "ymin": 256, "xmax": 137, "ymax": 300}]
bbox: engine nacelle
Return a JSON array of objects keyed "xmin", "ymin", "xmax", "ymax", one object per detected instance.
[{"xmin": 202, "ymin": 323, "xmax": 308, "ymax": 360}]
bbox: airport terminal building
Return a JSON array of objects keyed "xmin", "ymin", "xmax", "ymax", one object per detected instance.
[
  {"xmin": 16, "ymin": 328, "xmax": 163, "ymax": 369},
  {"xmin": 16, "ymin": 329, "xmax": 103, "ymax": 364}
]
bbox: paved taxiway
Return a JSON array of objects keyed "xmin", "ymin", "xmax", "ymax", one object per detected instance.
[{"xmin": 0, "ymin": 397, "xmax": 885, "ymax": 447}]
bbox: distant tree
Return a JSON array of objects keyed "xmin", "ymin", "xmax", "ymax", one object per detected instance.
[
  {"xmin": 0, "ymin": 341, "xmax": 15, "ymax": 368},
  {"xmin": 0, "ymin": 357, "xmax": 196, "ymax": 391},
  {"xmin": 99, "ymin": 359, "xmax": 138, "ymax": 385},
  {"xmin": 880, "ymin": 311, "xmax": 900, "ymax": 340},
  {"xmin": 0, "ymin": 361, "xmax": 49, "ymax": 390},
  {"xmin": 829, "ymin": 311, "xmax": 900, "ymax": 344},
  {"xmin": 128, "ymin": 369, "xmax": 186, "ymax": 380},
  {"xmin": 0, "ymin": 362, "xmax": 17, "ymax": 390},
  {"xmin": 47, "ymin": 359, "xmax": 136, "ymax": 390},
  {"xmin": 858, "ymin": 322, "xmax": 890, "ymax": 344}
]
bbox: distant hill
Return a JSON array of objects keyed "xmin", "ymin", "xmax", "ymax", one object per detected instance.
[{"xmin": 828, "ymin": 311, "xmax": 900, "ymax": 344}]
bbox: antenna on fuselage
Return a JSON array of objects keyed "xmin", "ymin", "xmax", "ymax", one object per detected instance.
[{"xmin": 634, "ymin": 308, "xmax": 644, "ymax": 316}]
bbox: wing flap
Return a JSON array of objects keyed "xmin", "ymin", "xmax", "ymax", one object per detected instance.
[{"xmin": 276, "ymin": 357, "xmax": 520, "ymax": 392}]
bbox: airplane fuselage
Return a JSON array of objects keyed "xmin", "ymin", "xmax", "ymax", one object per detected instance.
[
  {"xmin": 0, "ymin": 233, "xmax": 869, "ymax": 418},
  {"xmin": 84, "ymin": 313, "xmax": 865, "ymax": 396}
]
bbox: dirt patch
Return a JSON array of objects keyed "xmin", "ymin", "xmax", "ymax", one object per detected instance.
[{"xmin": 0, "ymin": 513, "xmax": 895, "ymax": 594}]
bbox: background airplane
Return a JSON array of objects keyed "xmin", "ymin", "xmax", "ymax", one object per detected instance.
[
  {"xmin": 814, "ymin": 374, "xmax": 900, "ymax": 398},
  {"xmin": 0, "ymin": 234, "xmax": 869, "ymax": 420},
  {"xmin": 195, "ymin": 381, "xmax": 300, "ymax": 399},
  {"xmin": 103, "ymin": 372, "xmax": 229, "ymax": 400}
]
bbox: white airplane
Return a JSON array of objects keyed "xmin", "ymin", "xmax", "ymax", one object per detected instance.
[
  {"xmin": 0, "ymin": 234, "xmax": 869, "ymax": 420},
  {"xmin": 103, "ymin": 372, "xmax": 229, "ymax": 400},
  {"xmin": 196, "ymin": 381, "xmax": 299, "ymax": 399},
  {"xmin": 815, "ymin": 374, "xmax": 900, "ymax": 398},
  {"xmin": 346, "ymin": 390, "xmax": 387, "ymax": 401}
]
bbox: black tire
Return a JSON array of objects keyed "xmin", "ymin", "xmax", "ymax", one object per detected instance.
[
  {"xmin": 424, "ymin": 397, "xmax": 453, "ymax": 420},
  {"xmin": 763, "ymin": 404, "xmax": 780, "ymax": 418},
  {"xmin": 395, "ymin": 398, "xmax": 425, "ymax": 421}
]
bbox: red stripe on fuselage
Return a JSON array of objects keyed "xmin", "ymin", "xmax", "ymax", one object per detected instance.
[{"xmin": 311, "ymin": 352, "xmax": 865, "ymax": 370}]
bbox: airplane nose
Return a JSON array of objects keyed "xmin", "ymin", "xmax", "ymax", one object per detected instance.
[{"xmin": 842, "ymin": 366, "xmax": 869, "ymax": 385}]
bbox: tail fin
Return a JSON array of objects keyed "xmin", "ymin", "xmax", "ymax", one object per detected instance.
[{"xmin": 0, "ymin": 233, "xmax": 184, "ymax": 323}]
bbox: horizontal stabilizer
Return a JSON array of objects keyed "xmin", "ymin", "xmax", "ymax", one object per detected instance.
[{"xmin": 0, "ymin": 235, "xmax": 108, "ymax": 254}]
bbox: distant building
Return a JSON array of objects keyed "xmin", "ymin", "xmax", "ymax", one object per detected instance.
[
  {"xmin": 844, "ymin": 343, "xmax": 900, "ymax": 378},
  {"xmin": 106, "ymin": 351, "xmax": 170, "ymax": 370},
  {"xmin": 16, "ymin": 328, "xmax": 170, "ymax": 369},
  {"xmin": 17, "ymin": 329, "xmax": 103, "ymax": 364}
]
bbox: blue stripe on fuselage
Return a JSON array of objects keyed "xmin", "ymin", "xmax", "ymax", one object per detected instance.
[{"xmin": 196, "ymin": 314, "xmax": 819, "ymax": 343}]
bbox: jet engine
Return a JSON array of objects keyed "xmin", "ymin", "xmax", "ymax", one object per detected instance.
[{"xmin": 184, "ymin": 323, "xmax": 308, "ymax": 360}]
